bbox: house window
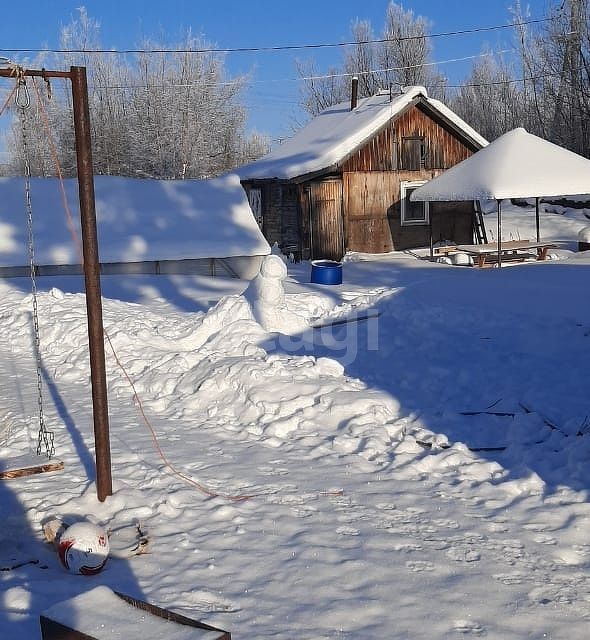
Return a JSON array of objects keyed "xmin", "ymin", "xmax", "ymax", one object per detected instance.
[
  {"xmin": 248, "ymin": 188, "xmax": 263, "ymax": 229},
  {"xmin": 401, "ymin": 181, "xmax": 429, "ymax": 226},
  {"xmin": 401, "ymin": 136, "xmax": 428, "ymax": 170}
]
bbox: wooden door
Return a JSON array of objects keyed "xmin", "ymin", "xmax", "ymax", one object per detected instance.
[{"xmin": 308, "ymin": 180, "xmax": 344, "ymax": 260}]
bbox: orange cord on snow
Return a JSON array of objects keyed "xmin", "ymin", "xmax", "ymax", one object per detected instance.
[{"xmin": 103, "ymin": 333, "xmax": 255, "ymax": 502}]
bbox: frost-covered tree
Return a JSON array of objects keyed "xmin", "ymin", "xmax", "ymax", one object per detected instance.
[
  {"xmin": 6, "ymin": 7, "xmax": 268, "ymax": 178},
  {"xmin": 378, "ymin": 2, "xmax": 441, "ymax": 91},
  {"xmin": 450, "ymin": 55, "xmax": 524, "ymax": 142},
  {"xmin": 298, "ymin": 2, "xmax": 446, "ymax": 117},
  {"xmin": 523, "ymin": 0, "xmax": 590, "ymax": 154},
  {"xmin": 452, "ymin": 0, "xmax": 590, "ymax": 152}
]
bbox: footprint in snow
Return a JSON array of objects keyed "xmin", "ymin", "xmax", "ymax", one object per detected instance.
[
  {"xmin": 393, "ymin": 542, "xmax": 423, "ymax": 553},
  {"xmin": 375, "ymin": 502, "xmax": 397, "ymax": 511},
  {"xmin": 485, "ymin": 521, "xmax": 510, "ymax": 533},
  {"xmin": 431, "ymin": 518, "xmax": 460, "ymax": 530},
  {"xmin": 529, "ymin": 585, "xmax": 577, "ymax": 606},
  {"xmin": 405, "ymin": 560, "xmax": 434, "ymax": 572},
  {"xmin": 452, "ymin": 620, "xmax": 486, "ymax": 635},
  {"xmin": 291, "ymin": 505, "xmax": 318, "ymax": 518},
  {"xmin": 446, "ymin": 547, "xmax": 481, "ymax": 562},
  {"xmin": 336, "ymin": 526, "xmax": 360, "ymax": 536},
  {"xmin": 256, "ymin": 465, "xmax": 289, "ymax": 476},
  {"xmin": 572, "ymin": 544, "xmax": 590, "ymax": 557},
  {"xmin": 533, "ymin": 533, "xmax": 557, "ymax": 545},
  {"xmin": 493, "ymin": 572, "xmax": 527, "ymax": 585}
]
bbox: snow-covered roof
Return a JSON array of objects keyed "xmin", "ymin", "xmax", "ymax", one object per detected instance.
[
  {"xmin": 411, "ymin": 127, "xmax": 590, "ymax": 201},
  {"xmin": 236, "ymin": 86, "xmax": 488, "ymax": 181},
  {"xmin": 0, "ymin": 173, "xmax": 270, "ymax": 266}
]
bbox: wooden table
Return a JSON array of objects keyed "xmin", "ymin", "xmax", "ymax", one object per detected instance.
[{"xmin": 455, "ymin": 241, "xmax": 557, "ymax": 268}]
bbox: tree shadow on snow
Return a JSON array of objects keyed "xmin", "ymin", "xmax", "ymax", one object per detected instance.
[
  {"xmin": 265, "ymin": 259, "xmax": 590, "ymax": 497},
  {"xmin": 4, "ymin": 273, "xmax": 245, "ymax": 314}
]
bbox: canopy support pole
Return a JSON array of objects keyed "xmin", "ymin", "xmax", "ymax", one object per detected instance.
[
  {"xmin": 497, "ymin": 200, "xmax": 502, "ymax": 268},
  {"xmin": 429, "ymin": 211, "xmax": 434, "ymax": 260},
  {"xmin": 535, "ymin": 197, "xmax": 541, "ymax": 242}
]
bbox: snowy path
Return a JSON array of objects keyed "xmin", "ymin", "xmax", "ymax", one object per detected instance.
[{"xmin": 1, "ymin": 258, "xmax": 590, "ymax": 638}]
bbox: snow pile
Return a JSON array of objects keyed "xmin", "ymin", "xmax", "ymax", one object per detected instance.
[
  {"xmin": 43, "ymin": 586, "xmax": 219, "ymax": 639},
  {"xmin": 2, "ymin": 249, "xmax": 590, "ymax": 638}
]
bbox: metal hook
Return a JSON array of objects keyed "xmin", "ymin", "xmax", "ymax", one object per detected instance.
[
  {"xmin": 15, "ymin": 77, "xmax": 30, "ymax": 109},
  {"xmin": 41, "ymin": 68, "xmax": 52, "ymax": 100}
]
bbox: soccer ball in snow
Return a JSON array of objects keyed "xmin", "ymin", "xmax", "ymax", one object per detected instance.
[{"xmin": 57, "ymin": 522, "xmax": 110, "ymax": 575}]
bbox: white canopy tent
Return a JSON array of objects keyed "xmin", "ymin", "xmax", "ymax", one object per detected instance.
[{"xmin": 411, "ymin": 127, "xmax": 590, "ymax": 265}]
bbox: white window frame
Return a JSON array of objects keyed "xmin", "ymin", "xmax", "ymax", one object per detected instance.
[{"xmin": 401, "ymin": 180, "xmax": 429, "ymax": 226}]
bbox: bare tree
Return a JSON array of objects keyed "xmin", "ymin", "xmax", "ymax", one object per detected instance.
[{"xmin": 344, "ymin": 20, "xmax": 381, "ymax": 96}]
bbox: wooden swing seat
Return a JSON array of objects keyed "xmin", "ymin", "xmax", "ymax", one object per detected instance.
[{"xmin": 0, "ymin": 453, "xmax": 64, "ymax": 479}]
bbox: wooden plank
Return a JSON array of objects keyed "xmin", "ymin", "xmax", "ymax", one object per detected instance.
[
  {"xmin": 40, "ymin": 589, "xmax": 231, "ymax": 640},
  {"xmin": 311, "ymin": 308, "xmax": 381, "ymax": 329},
  {"xmin": 0, "ymin": 454, "xmax": 64, "ymax": 479},
  {"xmin": 116, "ymin": 592, "xmax": 231, "ymax": 639},
  {"xmin": 456, "ymin": 241, "xmax": 557, "ymax": 254}
]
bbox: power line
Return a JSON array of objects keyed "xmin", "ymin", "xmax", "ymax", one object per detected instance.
[
  {"xmin": 299, "ymin": 50, "xmax": 516, "ymax": 82},
  {"xmin": 2, "ymin": 47, "xmax": 560, "ymax": 96},
  {"xmin": 441, "ymin": 68, "xmax": 580, "ymax": 89},
  {"xmin": 33, "ymin": 49, "xmax": 515, "ymax": 91},
  {"xmin": 0, "ymin": 17, "xmax": 550, "ymax": 56}
]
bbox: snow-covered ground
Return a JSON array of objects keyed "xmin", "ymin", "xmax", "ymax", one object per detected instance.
[{"xmin": 1, "ymin": 203, "xmax": 590, "ymax": 639}]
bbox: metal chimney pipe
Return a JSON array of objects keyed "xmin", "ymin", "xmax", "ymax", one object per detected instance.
[{"xmin": 351, "ymin": 75, "xmax": 359, "ymax": 110}]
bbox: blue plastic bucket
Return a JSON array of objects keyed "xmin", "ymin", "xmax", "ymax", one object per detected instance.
[{"xmin": 310, "ymin": 260, "xmax": 343, "ymax": 285}]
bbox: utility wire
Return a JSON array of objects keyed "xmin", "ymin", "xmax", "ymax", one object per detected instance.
[
  {"xmin": 43, "ymin": 49, "xmax": 514, "ymax": 91},
  {"xmin": 0, "ymin": 17, "xmax": 550, "ymax": 56}
]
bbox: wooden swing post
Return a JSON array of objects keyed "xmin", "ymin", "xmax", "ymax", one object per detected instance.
[{"xmin": 0, "ymin": 65, "xmax": 113, "ymax": 501}]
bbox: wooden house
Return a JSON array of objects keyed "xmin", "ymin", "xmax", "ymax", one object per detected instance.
[{"xmin": 237, "ymin": 85, "xmax": 488, "ymax": 260}]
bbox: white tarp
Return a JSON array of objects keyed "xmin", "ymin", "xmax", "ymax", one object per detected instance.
[{"xmin": 411, "ymin": 127, "xmax": 590, "ymax": 202}]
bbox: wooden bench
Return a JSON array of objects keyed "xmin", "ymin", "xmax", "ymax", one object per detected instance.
[{"xmin": 455, "ymin": 241, "xmax": 557, "ymax": 268}]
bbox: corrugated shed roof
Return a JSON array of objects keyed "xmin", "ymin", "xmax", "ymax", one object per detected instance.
[{"xmin": 237, "ymin": 86, "xmax": 487, "ymax": 181}]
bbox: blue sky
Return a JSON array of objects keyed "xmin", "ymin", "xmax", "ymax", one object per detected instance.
[{"xmin": 1, "ymin": 0, "xmax": 550, "ymax": 142}]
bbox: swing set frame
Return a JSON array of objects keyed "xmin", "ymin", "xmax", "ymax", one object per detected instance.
[{"xmin": 0, "ymin": 65, "xmax": 113, "ymax": 502}]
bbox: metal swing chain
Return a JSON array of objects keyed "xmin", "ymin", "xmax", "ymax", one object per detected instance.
[{"xmin": 16, "ymin": 74, "xmax": 55, "ymax": 459}]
